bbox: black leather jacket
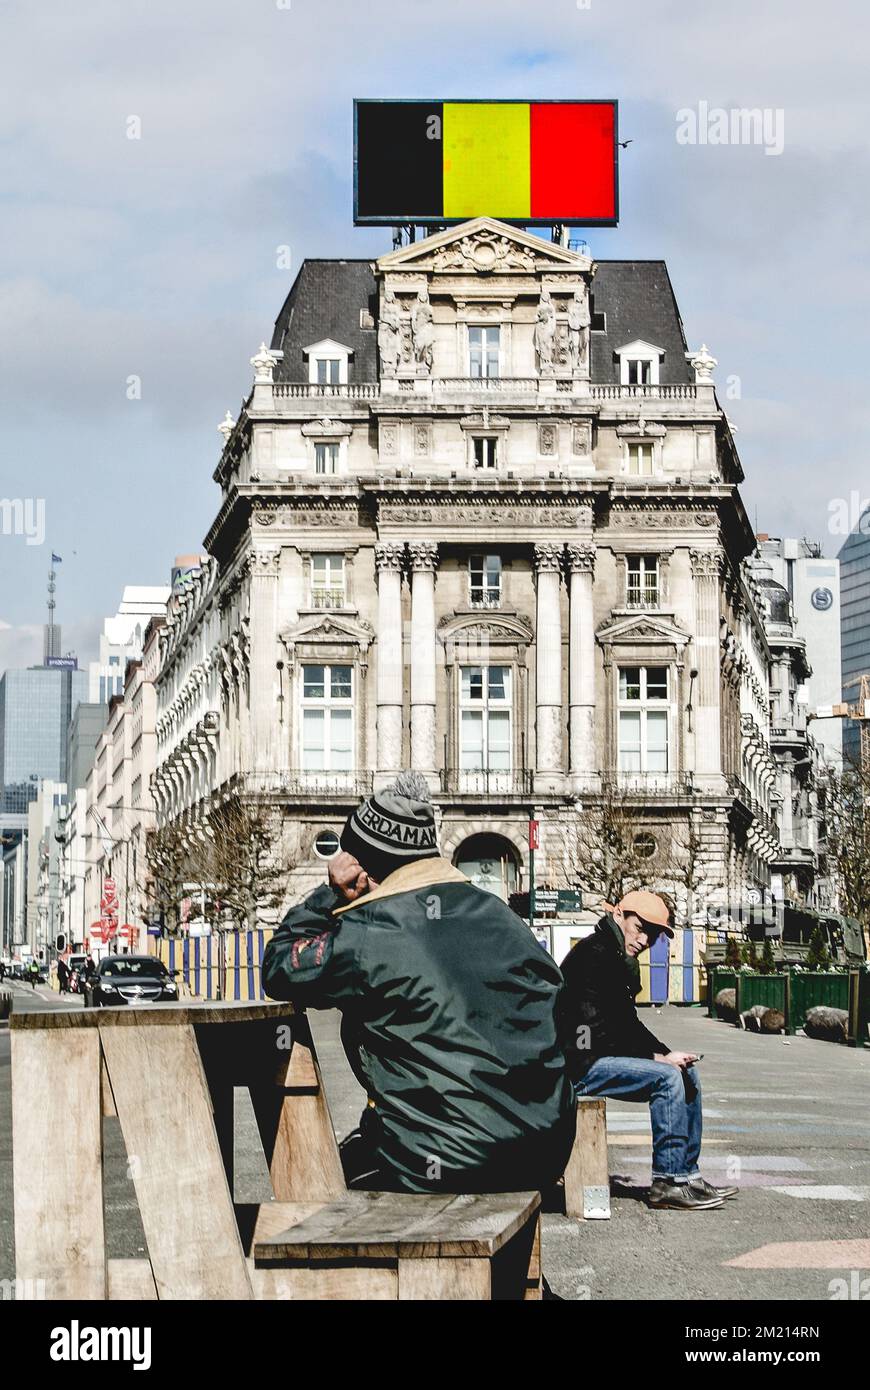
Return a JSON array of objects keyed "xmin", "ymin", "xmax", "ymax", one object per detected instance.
[{"xmin": 559, "ymin": 916, "xmax": 670, "ymax": 1082}]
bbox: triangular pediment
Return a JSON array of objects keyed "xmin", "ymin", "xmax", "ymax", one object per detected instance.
[
  {"xmin": 376, "ymin": 217, "xmax": 593, "ymax": 275},
  {"xmin": 280, "ymin": 612, "xmax": 374, "ymax": 649},
  {"xmin": 596, "ymin": 612, "xmax": 690, "ymax": 648}
]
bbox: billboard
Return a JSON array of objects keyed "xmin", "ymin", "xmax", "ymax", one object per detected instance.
[{"xmin": 354, "ymin": 99, "xmax": 618, "ymax": 227}]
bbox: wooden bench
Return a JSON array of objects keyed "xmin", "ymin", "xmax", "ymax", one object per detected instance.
[
  {"xmin": 10, "ymin": 1000, "xmax": 542, "ymax": 1300},
  {"xmin": 244, "ymin": 1191, "xmax": 542, "ymax": 1301},
  {"xmin": 563, "ymin": 1097, "xmax": 610, "ymax": 1220}
]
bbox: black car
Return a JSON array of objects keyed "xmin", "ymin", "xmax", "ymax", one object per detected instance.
[{"xmin": 84, "ymin": 954, "xmax": 179, "ymax": 1007}]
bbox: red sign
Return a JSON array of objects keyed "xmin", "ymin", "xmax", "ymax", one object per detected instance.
[{"xmin": 529, "ymin": 820, "xmax": 540, "ymax": 851}]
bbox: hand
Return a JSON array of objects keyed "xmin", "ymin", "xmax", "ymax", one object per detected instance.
[
  {"xmin": 328, "ymin": 851, "xmax": 375, "ymax": 902},
  {"xmin": 657, "ymin": 1051, "xmax": 699, "ymax": 1070}
]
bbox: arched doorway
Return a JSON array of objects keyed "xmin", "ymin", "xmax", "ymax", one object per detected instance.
[{"xmin": 454, "ymin": 834, "xmax": 519, "ymax": 902}]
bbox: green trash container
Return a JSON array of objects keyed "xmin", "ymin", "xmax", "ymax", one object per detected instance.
[
  {"xmin": 707, "ymin": 968, "xmax": 737, "ymax": 1017},
  {"xmin": 790, "ymin": 971, "xmax": 850, "ymax": 1036},
  {"xmin": 735, "ymin": 972, "xmax": 788, "ymax": 1027}
]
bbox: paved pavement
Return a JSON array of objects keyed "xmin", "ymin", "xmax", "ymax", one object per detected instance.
[{"xmin": 2, "ymin": 987, "xmax": 869, "ymax": 1300}]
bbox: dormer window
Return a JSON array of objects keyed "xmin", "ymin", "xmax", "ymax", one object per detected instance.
[
  {"xmin": 304, "ymin": 339, "xmax": 352, "ymax": 387},
  {"xmin": 616, "ymin": 340, "xmax": 664, "ymax": 388}
]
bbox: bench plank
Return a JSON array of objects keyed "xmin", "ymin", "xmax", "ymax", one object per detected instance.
[
  {"xmin": 253, "ymin": 1191, "xmax": 540, "ymax": 1263},
  {"xmin": 12, "ymin": 1027, "xmax": 106, "ymax": 1299},
  {"xmin": 398, "ymin": 1257, "xmax": 491, "ymax": 1301},
  {"xmin": 101, "ymin": 1022, "xmax": 252, "ymax": 1300}
]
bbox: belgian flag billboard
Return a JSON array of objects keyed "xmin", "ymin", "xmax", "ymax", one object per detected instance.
[{"xmin": 354, "ymin": 99, "xmax": 618, "ymax": 227}]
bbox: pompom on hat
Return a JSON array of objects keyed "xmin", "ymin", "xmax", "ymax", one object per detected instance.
[{"xmin": 340, "ymin": 771, "xmax": 439, "ymax": 884}]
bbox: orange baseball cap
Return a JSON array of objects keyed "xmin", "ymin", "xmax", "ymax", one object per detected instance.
[{"xmin": 604, "ymin": 890, "xmax": 674, "ymax": 937}]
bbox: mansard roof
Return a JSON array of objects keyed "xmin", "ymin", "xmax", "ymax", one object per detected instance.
[{"xmin": 269, "ymin": 227, "xmax": 692, "ymax": 387}]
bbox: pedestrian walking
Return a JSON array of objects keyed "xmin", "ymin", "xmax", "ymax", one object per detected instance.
[
  {"xmin": 27, "ymin": 959, "xmax": 40, "ymax": 990},
  {"xmin": 57, "ymin": 957, "xmax": 70, "ymax": 994}
]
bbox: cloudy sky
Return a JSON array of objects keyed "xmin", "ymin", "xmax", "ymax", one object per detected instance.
[{"xmin": 1, "ymin": 0, "xmax": 866, "ymax": 670}]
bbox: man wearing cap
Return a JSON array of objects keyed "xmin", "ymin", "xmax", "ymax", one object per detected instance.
[
  {"xmin": 559, "ymin": 891, "xmax": 737, "ymax": 1211},
  {"xmin": 263, "ymin": 772, "xmax": 575, "ymax": 1195}
]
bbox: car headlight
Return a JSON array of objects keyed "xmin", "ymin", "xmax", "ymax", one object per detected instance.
[
  {"xmin": 100, "ymin": 983, "xmax": 118, "ymax": 993},
  {"xmin": 163, "ymin": 981, "xmax": 178, "ymax": 992}
]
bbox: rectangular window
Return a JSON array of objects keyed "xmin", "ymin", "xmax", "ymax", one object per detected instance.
[
  {"xmin": 315, "ymin": 442, "xmax": 339, "ymax": 475},
  {"xmin": 468, "ymin": 326, "xmax": 500, "ymax": 379},
  {"xmin": 626, "ymin": 358, "xmax": 651, "ymax": 385},
  {"xmin": 473, "ymin": 436, "xmax": 498, "ymax": 469},
  {"xmin": 316, "ymin": 358, "xmax": 341, "ymax": 385},
  {"xmin": 618, "ymin": 666, "xmax": 670, "ymax": 778},
  {"xmin": 459, "ymin": 665, "xmax": 512, "ymax": 786},
  {"xmin": 301, "ymin": 664, "xmax": 353, "ymax": 772},
  {"xmin": 310, "ymin": 554, "xmax": 346, "ymax": 608},
  {"xmin": 469, "ymin": 554, "xmax": 501, "ymax": 607},
  {"xmin": 626, "ymin": 555, "xmax": 660, "ymax": 607},
  {"xmin": 627, "ymin": 442, "xmax": 655, "ymax": 475}
]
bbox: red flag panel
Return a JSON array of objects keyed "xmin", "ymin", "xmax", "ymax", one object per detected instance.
[{"xmin": 530, "ymin": 102, "xmax": 616, "ymax": 221}]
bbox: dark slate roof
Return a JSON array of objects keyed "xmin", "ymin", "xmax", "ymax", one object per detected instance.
[
  {"xmin": 270, "ymin": 260, "xmax": 379, "ymax": 383},
  {"xmin": 590, "ymin": 261, "xmax": 692, "ymax": 384},
  {"xmin": 269, "ymin": 256, "xmax": 691, "ymax": 386}
]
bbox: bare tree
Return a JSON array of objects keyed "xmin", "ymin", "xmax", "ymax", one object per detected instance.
[
  {"xmin": 555, "ymin": 781, "xmax": 673, "ymax": 908},
  {"xmin": 820, "ymin": 760, "xmax": 870, "ymax": 928}
]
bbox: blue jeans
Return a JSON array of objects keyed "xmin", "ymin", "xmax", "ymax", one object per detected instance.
[{"xmin": 574, "ymin": 1058, "xmax": 702, "ymax": 1182}]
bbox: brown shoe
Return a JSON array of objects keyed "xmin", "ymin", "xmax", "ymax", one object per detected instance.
[
  {"xmin": 689, "ymin": 1175, "xmax": 739, "ymax": 1201},
  {"xmin": 648, "ymin": 1179, "xmax": 724, "ymax": 1210}
]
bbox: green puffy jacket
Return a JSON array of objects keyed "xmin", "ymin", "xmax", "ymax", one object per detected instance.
[{"xmin": 263, "ymin": 857, "xmax": 575, "ymax": 1194}]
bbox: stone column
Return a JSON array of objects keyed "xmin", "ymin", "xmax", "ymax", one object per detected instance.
[
  {"xmin": 534, "ymin": 543, "xmax": 564, "ymax": 788},
  {"xmin": 409, "ymin": 541, "xmax": 438, "ymax": 784},
  {"xmin": 248, "ymin": 547, "xmax": 280, "ymax": 774},
  {"xmin": 375, "ymin": 543, "xmax": 405, "ymax": 778},
  {"xmin": 566, "ymin": 544, "xmax": 597, "ymax": 787},
  {"xmin": 690, "ymin": 548, "xmax": 722, "ymax": 786}
]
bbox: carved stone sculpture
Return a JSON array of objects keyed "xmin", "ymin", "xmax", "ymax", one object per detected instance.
[
  {"xmin": 377, "ymin": 289, "xmax": 402, "ymax": 377},
  {"xmin": 534, "ymin": 289, "xmax": 556, "ymax": 372},
  {"xmin": 567, "ymin": 289, "xmax": 590, "ymax": 371},
  {"xmin": 411, "ymin": 288, "xmax": 434, "ymax": 373}
]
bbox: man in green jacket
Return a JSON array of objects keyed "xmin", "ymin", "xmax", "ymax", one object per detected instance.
[{"xmin": 263, "ymin": 772, "xmax": 575, "ymax": 1194}]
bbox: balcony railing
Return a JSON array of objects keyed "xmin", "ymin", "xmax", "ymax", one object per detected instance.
[
  {"xmin": 310, "ymin": 588, "xmax": 347, "ymax": 609},
  {"xmin": 435, "ymin": 377, "xmax": 540, "ymax": 392},
  {"xmin": 625, "ymin": 591, "xmax": 661, "ymax": 610},
  {"xmin": 588, "ymin": 384, "xmax": 698, "ymax": 400},
  {"xmin": 469, "ymin": 595, "xmax": 502, "ymax": 610},
  {"xmin": 240, "ymin": 770, "xmax": 374, "ymax": 797},
  {"xmin": 440, "ymin": 768, "xmax": 534, "ymax": 796},
  {"xmin": 272, "ymin": 383, "xmax": 379, "ymax": 399},
  {"xmin": 605, "ymin": 771, "xmax": 695, "ymax": 796}
]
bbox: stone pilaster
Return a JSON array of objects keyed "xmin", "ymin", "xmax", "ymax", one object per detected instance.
[
  {"xmin": 566, "ymin": 544, "xmax": 597, "ymax": 788},
  {"xmin": 248, "ymin": 547, "xmax": 280, "ymax": 774},
  {"xmin": 375, "ymin": 543, "xmax": 405, "ymax": 777},
  {"xmin": 534, "ymin": 543, "xmax": 564, "ymax": 789},
  {"xmin": 408, "ymin": 541, "xmax": 438, "ymax": 784},
  {"xmin": 690, "ymin": 548, "xmax": 722, "ymax": 785}
]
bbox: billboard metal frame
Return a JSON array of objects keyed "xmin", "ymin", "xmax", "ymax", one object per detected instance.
[{"xmin": 353, "ymin": 98, "xmax": 620, "ymax": 228}]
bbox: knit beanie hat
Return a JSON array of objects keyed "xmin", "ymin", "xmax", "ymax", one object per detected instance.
[{"xmin": 340, "ymin": 771, "xmax": 439, "ymax": 884}]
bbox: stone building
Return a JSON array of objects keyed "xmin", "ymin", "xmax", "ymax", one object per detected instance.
[{"xmin": 152, "ymin": 217, "xmax": 789, "ymax": 927}]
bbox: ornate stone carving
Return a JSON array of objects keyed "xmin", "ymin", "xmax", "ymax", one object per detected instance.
[
  {"xmin": 217, "ymin": 411, "xmax": 235, "ymax": 443},
  {"xmin": 534, "ymin": 289, "xmax": 557, "ymax": 372},
  {"xmin": 538, "ymin": 423, "xmax": 558, "ymax": 457},
  {"xmin": 380, "ymin": 422, "xmax": 399, "ymax": 456},
  {"xmin": 572, "ymin": 420, "xmax": 593, "ymax": 455},
  {"xmin": 534, "ymin": 542, "xmax": 563, "ymax": 573},
  {"xmin": 413, "ymin": 423, "xmax": 431, "ymax": 456},
  {"xmin": 691, "ymin": 548, "xmax": 722, "ymax": 577},
  {"xmin": 689, "ymin": 344, "xmax": 717, "ymax": 383},
  {"xmin": 375, "ymin": 542, "xmax": 405, "ymax": 572},
  {"xmin": 377, "ymin": 289, "xmax": 402, "ymax": 376},
  {"xmin": 250, "ymin": 343, "xmax": 275, "ymax": 384},
  {"xmin": 566, "ymin": 544, "xmax": 596, "ymax": 574},
  {"xmin": 567, "ymin": 288, "xmax": 590, "ymax": 370},
  {"xmin": 250, "ymin": 547, "xmax": 281, "ymax": 574},
  {"xmin": 378, "ymin": 503, "xmax": 592, "ymax": 528},
  {"xmin": 410, "ymin": 288, "xmax": 434, "ymax": 373},
  {"xmin": 432, "ymin": 232, "xmax": 537, "ymax": 273},
  {"xmin": 408, "ymin": 540, "xmax": 438, "ymax": 572},
  {"xmin": 613, "ymin": 508, "xmax": 717, "ymax": 529}
]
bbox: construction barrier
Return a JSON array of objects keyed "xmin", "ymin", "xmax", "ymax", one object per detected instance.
[
  {"xmin": 155, "ymin": 930, "xmax": 276, "ymax": 1002},
  {"xmin": 637, "ymin": 929, "xmax": 705, "ymax": 1006}
]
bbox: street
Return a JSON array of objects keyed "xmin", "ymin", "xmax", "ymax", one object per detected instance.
[{"xmin": 2, "ymin": 986, "xmax": 869, "ymax": 1300}]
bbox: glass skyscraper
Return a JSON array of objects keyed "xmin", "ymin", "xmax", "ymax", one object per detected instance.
[
  {"xmin": 839, "ymin": 514, "xmax": 870, "ymax": 767},
  {"xmin": 0, "ymin": 666, "xmax": 89, "ymax": 814}
]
